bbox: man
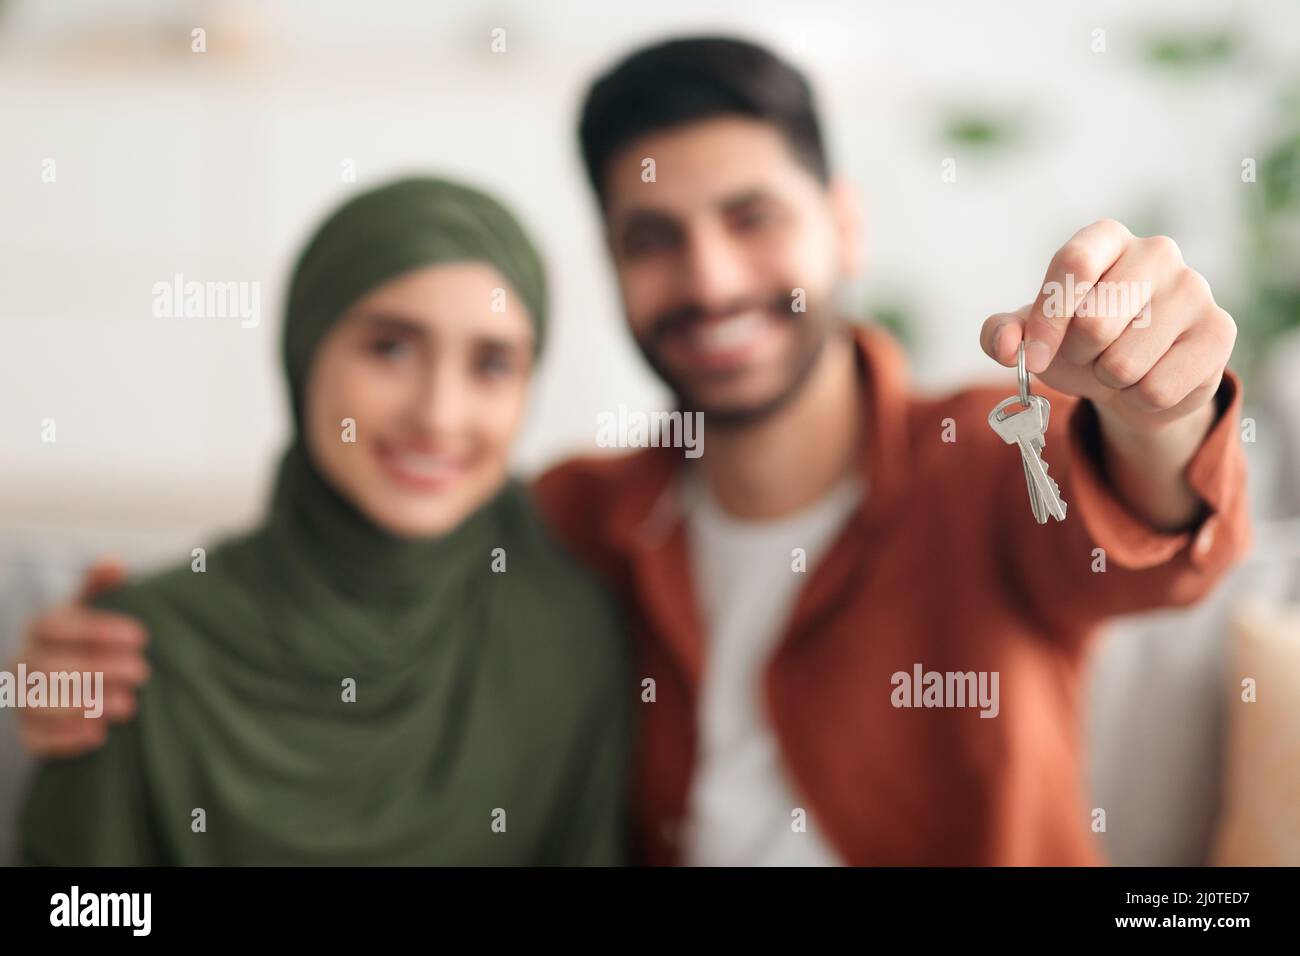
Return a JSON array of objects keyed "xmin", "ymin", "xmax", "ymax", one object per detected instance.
[{"xmin": 13, "ymin": 36, "xmax": 1248, "ymax": 865}]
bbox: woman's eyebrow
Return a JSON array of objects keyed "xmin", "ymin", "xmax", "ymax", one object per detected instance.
[
  {"xmin": 355, "ymin": 312, "xmax": 427, "ymax": 337},
  {"xmin": 474, "ymin": 331, "xmax": 534, "ymax": 353},
  {"xmin": 354, "ymin": 312, "xmax": 533, "ymax": 352}
]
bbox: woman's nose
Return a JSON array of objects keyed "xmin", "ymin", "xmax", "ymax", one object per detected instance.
[{"xmin": 409, "ymin": 362, "xmax": 470, "ymax": 436}]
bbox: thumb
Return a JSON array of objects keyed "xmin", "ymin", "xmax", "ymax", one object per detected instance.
[
  {"xmin": 979, "ymin": 303, "xmax": 1032, "ymax": 367},
  {"xmin": 75, "ymin": 556, "xmax": 129, "ymax": 604}
]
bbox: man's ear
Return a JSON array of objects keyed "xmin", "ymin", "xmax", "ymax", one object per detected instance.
[{"xmin": 828, "ymin": 176, "xmax": 865, "ymax": 279}]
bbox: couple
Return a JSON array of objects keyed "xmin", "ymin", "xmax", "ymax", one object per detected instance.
[{"xmin": 16, "ymin": 36, "xmax": 1249, "ymax": 866}]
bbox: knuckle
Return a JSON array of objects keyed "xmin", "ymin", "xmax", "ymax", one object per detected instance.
[
  {"xmin": 1093, "ymin": 217, "xmax": 1130, "ymax": 238},
  {"xmin": 1175, "ymin": 266, "xmax": 1212, "ymax": 302},
  {"xmin": 1145, "ymin": 234, "xmax": 1183, "ymax": 263},
  {"xmin": 1053, "ymin": 240, "xmax": 1097, "ymax": 280},
  {"xmin": 1191, "ymin": 374, "xmax": 1222, "ymax": 404},
  {"xmin": 1135, "ymin": 374, "xmax": 1180, "ymax": 409},
  {"xmin": 1069, "ymin": 311, "xmax": 1112, "ymax": 344},
  {"xmin": 1094, "ymin": 351, "xmax": 1144, "ymax": 388},
  {"xmin": 1215, "ymin": 306, "xmax": 1238, "ymax": 345}
]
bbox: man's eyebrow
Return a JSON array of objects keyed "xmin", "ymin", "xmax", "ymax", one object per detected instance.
[
  {"xmin": 718, "ymin": 187, "xmax": 780, "ymax": 214},
  {"xmin": 611, "ymin": 206, "xmax": 681, "ymax": 234},
  {"xmin": 612, "ymin": 188, "xmax": 781, "ymax": 232}
]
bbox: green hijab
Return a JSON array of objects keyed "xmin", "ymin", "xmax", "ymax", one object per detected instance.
[{"xmin": 21, "ymin": 177, "xmax": 630, "ymax": 865}]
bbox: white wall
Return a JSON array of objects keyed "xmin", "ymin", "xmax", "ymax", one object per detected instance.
[{"xmin": 2, "ymin": 0, "xmax": 1295, "ymax": 536}]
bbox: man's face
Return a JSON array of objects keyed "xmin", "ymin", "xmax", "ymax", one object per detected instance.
[{"xmin": 602, "ymin": 115, "xmax": 860, "ymax": 423}]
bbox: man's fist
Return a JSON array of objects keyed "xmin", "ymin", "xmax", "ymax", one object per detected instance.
[{"xmin": 980, "ymin": 219, "xmax": 1236, "ymax": 435}]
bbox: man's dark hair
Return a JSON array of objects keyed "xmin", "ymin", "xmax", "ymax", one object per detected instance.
[{"xmin": 578, "ymin": 36, "xmax": 830, "ymax": 205}]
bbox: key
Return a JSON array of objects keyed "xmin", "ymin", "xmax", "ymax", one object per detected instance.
[
  {"xmin": 987, "ymin": 395, "xmax": 1067, "ymax": 522},
  {"xmin": 1021, "ymin": 397, "xmax": 1052, "ymax": 523},
  {"xmin": 1009, "ymin": 340, "xmax": 1046, "ymax": 522},
  {"xmin": 1007, "ymin": 395, "xmax": 1047, "ymax": 523},
  {"xmin": 1022, "ymin": 396, "xmax": 1066, "ymax": 521},
  {"xmin": 988, "ymin": 341, "xmax": 1066, "ymax": 524},
  {"xmin": 1020, "ymin": 450, "xmax": 1046, "ymax": 523},
  {"xmin": 988, "ymin": 396, "xmax": 1060, "ymax": 522}
]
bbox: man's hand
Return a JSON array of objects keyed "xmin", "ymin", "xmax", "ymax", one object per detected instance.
[
  {"xmin": 979, "ymin": 219, "xmax": 1237, "ymax": 531},
  {"xmin": 8, "ymin": 558, "xmax": 149, "ymax": 758}
]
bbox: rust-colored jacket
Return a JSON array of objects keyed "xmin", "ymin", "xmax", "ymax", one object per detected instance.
[{"xmin": 533, "ymin": 324, "xmax": 1250, "ymax": 865}]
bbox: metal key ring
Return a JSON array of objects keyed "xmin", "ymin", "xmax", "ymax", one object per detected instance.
[{"xmin": 1017, "ymin": 340, "xmax": 1030, "ymax": 406}]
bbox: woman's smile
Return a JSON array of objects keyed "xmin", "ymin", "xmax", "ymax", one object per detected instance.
[{"xmin": 374, "ymin": 440, "xmax": 467, "ymax": 492}]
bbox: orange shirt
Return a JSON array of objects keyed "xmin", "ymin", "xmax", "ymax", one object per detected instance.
[{"xmin": 533, "ymin": 324, "xmax": 1250, "ymax": 865}]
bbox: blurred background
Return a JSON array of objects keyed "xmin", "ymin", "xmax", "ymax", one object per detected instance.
[{"xmin": 2, "ymin": 0, "xmax": 1299, "ymax": 865}]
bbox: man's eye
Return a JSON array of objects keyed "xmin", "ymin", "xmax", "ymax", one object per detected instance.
[
  {"xmin": 623, "ymin": 229, "xmax": 677, "ymax": 257},
  {"xmin": 733, "ymin": 208, "xmax": 776, "ymax": 232}
]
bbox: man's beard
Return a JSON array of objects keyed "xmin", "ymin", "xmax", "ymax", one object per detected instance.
[{"xmin": 635, "ymin": 292, "xmax": 838, "ymax": 429}]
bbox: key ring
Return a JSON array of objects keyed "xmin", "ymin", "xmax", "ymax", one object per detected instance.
[{"xmin": 1017, "ymin": 341, "xmax": 1030, "ymax": 406}]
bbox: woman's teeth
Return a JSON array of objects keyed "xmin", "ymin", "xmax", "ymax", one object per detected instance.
[{"xmin": 389, "ymin": 450, "xmax": 457, "ymax": 478}]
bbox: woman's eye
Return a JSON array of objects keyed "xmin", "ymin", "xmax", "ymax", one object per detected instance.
[
  {"xmin": 367, "ymin": 337, "xmax": 412, "ymax": 360},
  {"xmin": 475, "ymin": 353, "xmax": 515, "ymax": 378}
]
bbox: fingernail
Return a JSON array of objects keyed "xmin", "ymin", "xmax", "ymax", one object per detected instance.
[
  {"xmin": 991, "ymin": 323, "xmax": 1008, "ymax": 358},
  {"xmin": 1025, "ymin": 340, "xmax": 1051, "ymax": 374}
]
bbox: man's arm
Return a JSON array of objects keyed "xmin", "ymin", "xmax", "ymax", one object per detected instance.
[
  {"xmin": 1091, "ymin": 397, "xmax": 1216, "ymax": 532},
  {"xmin": 10, "ymin": 559, "xmax": 150, "ymax": 760},
  {"xmin": 943, "ymin": 367, "xmax": 1248, "ymax": 648},
  {"xmin": 981, "ymin": 219, "xmax": 1238, "ymax": 526},
  {"xmin": 975, "ymin": 219, "xmax": 1249, "ymax": 640}
]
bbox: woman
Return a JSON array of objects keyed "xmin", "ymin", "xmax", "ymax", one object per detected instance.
[{"xmin": 20, "ymin": 177, "xmax": 631, "ymax": 865}]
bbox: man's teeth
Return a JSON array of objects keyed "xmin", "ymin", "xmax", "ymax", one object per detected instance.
[
  {"xmin": 690, "ymin": 312, "xmax": 766, "ymax": 352},
  {"xmin": 390, "ymin": 451, "xmax": 456, "ymax": 477}
]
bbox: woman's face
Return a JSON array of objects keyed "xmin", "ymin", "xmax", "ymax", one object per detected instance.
[{"xmin": 304, "ymin": 261, "xmax": 536, "ymax": 539}]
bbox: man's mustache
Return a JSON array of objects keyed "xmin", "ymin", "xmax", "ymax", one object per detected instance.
[{"xmin": 647, "ymin": 293, "xmax": 796, "ymax": 344}]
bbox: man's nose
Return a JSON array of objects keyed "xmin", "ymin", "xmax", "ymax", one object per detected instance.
[{"xmin": 680, "ymin": 224, "xmax": 751, "ymax": 313}]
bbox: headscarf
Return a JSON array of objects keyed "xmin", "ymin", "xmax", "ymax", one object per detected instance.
[{"xmin": 21, "ymin": 177, "xmax": 630, "ymax": 865}]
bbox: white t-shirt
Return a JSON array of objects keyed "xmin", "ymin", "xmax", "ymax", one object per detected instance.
[{"xmin": 682, "ymin": 470, "xmax": 865, "ymax": 866}]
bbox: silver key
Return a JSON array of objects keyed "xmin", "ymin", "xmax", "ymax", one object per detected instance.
[
  {"xmin": 1020, "ymin": 447, "xmax": 1047, "ymax": 523},
  {"xmin": 988, "ymin": 395, "xmax": 1067, "ymax": 522},
  {"xmin": 1023, "ymin": 399, "xmax": 1066, "ymax": 521},
  {"xmin": 1013, "ymin": 341, "xmax": 1046, "ymax": 521},
  {"xmin": 1021, "ymin": 397, "xmax": 1052, "ymax": 522},
  {"xmin": 988, "ymin": 341, "xmax": 1066, "ymax": 523}
]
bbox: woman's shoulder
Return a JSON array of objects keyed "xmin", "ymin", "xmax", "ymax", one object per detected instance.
[
  {"xmin": 502, "ymin": 481, "xmax": 608, "ymax": 576},
  {"xmin": 493, "ymin": 481, "xmax": 628, "ymax": 650},
  {"xmin": 85, "ymin": 532, "xmax": 262, "ymax": 635}
]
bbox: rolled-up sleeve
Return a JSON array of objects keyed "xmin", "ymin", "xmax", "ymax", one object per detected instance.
[
  {"xmin": 998, "ymin": 368, "xmax": 1252, "ymax": 645},
  {"xmin": 1066, "ymin": 368, "xmax": 1250, "ymax": 577}
]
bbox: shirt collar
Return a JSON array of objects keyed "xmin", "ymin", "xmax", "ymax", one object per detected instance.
[{"xmin": 626, "ymin": 321, "xmax": 912, "ymax": 551}]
